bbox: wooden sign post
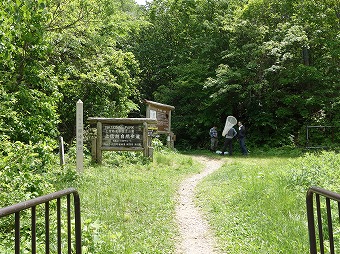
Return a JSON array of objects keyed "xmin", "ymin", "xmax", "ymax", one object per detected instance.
[
  {"xmin": 76, "ymin": 100, "xmax": 84, "ymax": 173},
  {"xmin": 59, "ymin": 136, "xmax": 65, "ymax": 167}
]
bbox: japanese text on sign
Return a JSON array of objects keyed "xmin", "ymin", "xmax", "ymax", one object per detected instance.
[
  {"xmin": 102, "ymin": 124, "xmax": 143, "ymax": 148},
  {"xmin": 155, "ymin": 108, "xmax": 170, "ymax": 132}
]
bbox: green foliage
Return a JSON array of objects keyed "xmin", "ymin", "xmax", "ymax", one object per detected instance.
[
  {"xmin": 2, "ymin": 0, "xmax": 338, "ymax": 152},
  {"xmin": 0, "ymin": 140, "xmax": 54, "ymax": 205},
  {"xmin": 1, "ymin": 2, "xmax": 147, "ymax": 250},
  {"xmin": 0, "ymin": 137, "xmax": 81, "ymax": 253},
  {"xmin": 205, "ymin": 0, "xmax": 340, "ymax": 148},
  {"xmin": 288, "ymin": 151, "xmax": 340, "ymax": 192},
  {"xmin": 0, "ymin": 137, "xmax": 55, "ymax": 251},
  {"xmin": 129, "ymin": 0, "xmax": 245, "ymax": 149},
  {"xmin": 129, "ymin": 0, "xmax": 339, "ymax": 149},
  {"xmin": 0, "ymin": 0, "xmax": 61, "ymax": 144},
  {"xmin": 1, "ymin": 0, "xmax": 339, "ymax": 152},
  {"xmin": 0, "ymin": 0, "xmax": 339, "ymax": 248},
  {"xmin": 0, "ymin": 136, "xmax": 80, "ymax": 206},
  {"xmin": 45, "ymin": 0, "xmax": 142, "ymax": 143}
]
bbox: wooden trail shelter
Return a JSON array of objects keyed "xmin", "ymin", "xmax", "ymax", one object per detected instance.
[
  {"xmin": 88, "ymin": 117, "xmax": 157, "ymax": 163},
  {"xmin": 144, "ymin": 100, "xmax": 175, "ymax": 148}
]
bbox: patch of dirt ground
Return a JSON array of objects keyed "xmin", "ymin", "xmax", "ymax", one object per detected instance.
[{"xmin": 175, "ymin": 156, "xmax": 225, "ymax": 254}]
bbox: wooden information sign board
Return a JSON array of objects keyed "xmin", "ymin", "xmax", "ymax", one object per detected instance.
[
  {"xmin": 145, "ymin": 100, "xmax": 175, "ymax": 148},
  {"xmin": 88, "ymin": 117, "xmax": 157, "ymax": 163},
  {"xmin": 145, "ymin": 100, "xmax": 175, "ymax": 133},
  {"xmin": 102, "ymin": 124, "xmax": 143, "ymax": 148}
]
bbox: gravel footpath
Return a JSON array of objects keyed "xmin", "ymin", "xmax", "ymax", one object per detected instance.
[{"xmin": 175, "ymin": 156, "xmax": 224, "ymax": 254}]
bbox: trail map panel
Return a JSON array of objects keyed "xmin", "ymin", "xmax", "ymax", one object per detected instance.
[
  {"xmin": 151, "ymin": 107, "xmax": 170, "ymax": 132},
  {"xmin": 145, "ymin": 100, "xmax": 175, "ymax": 134}
]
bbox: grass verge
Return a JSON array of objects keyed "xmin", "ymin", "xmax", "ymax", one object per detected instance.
[
  {"xmin": 77, "ymin": 150, "xmax": 202, "ymax": 253},
  {"xmin": 196, "ymin": 155, "xmax": 310, "ymax": 253}
]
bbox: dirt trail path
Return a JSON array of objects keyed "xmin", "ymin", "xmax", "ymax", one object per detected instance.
[{"xmin": 175, "ymin": 156, "xmax": 224, "ymax": 254}]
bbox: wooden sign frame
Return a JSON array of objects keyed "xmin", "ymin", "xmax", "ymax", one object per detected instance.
[
  {"xmin": 88, "ymin": 117, "xmax": 157, "ymax": 163},
  {"xmin": 145, "ymin": 100, "xmax": 176, "ymax": 148},
  {"xmin": 145, "ymin": 100, "xmax": 175, "ymax": 134}
]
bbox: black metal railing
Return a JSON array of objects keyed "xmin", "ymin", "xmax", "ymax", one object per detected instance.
[
  {"xmin": 0, "ymin": 188, "xmax": 81, "ymax": 254},
  {"xmin": 306, "ymin": 186, "xmax": 340, "ymax": 254}
]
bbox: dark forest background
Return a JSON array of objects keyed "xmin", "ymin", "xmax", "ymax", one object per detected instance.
[{"xmin": 1, "ymin": 0, "xmax": 339, "ymax": 151}]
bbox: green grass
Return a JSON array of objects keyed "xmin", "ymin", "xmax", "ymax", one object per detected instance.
[
  {"xmin": 2, "ymin": 146, "xmax": 337, "ymax": 253},
  {"xmin": 196, "ymin": 156, "xmax": 310, "ymax": 253},
  {"xmin": 77, "ymin": 149, "xmax": 340, "ymax": 253},
  {"xmin": 77, "ymin": 150, "xmax": 202, "ymax": 253}
]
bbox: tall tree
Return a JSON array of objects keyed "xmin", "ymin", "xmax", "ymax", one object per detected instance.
[
  {"xmin": 130, "ymin": 0, "xmax": 243, "ymax": 148},
  {"xmin": 206, "ymin": 0, "xmax": 340, "ymax": 146},
  {"xmin": 0, "ymin": 0, "xmax": 60, "ymax": 144},
  {"xmin": 46, "ymin": 0, "xmax": 142, "ymax": 142}
]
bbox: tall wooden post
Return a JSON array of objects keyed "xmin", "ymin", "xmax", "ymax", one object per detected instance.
[
  {"xmin": 76, "ymin": 100, "xmax": 84, "ymax": 173},
  {"xmin": 96, "ymin": 121, "xmax": 103, "ymax": 164},
  {"xmin": 143, "ymin": 122, "xmax": 148, "ymax": 157},
  {"xmin": 59, "ymin": 136, "xmax": 65, "ymax": 166}
]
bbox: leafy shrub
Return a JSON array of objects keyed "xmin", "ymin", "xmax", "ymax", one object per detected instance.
[
  {"xmin": 0, "ymin": 137, "xmax": 80, "ymax": 252},
  {"xmin": 287, "ymin": 151, "xmax": 340, "ymax": 192},
  {"xmin": 0, "ymin": 138, "xmax": 56, "ymax": 205}
]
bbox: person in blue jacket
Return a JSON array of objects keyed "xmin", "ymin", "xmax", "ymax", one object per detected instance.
[{"xmin": 209, "ymin": 126, "xmax": 218, "ymax": 152}]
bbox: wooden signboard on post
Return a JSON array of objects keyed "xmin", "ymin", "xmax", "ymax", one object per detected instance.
[
  {"xmin": 145, "ymin": 100, "xmax": 175, "ymax": 148},
  {"xmin": 88, "ymin": 117, "xmax": 157, "ymax": 163}
]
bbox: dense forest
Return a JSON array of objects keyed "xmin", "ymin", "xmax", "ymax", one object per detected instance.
[
  {"xmin": 1, "ymin": 0, "xmax": 339, "ymax": 152},
  {"xmin": 0, "ymin": 0, "xmax": 339, "ymax": 251}
]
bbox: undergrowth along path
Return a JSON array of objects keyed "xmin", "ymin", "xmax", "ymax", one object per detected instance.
[{"xmin": 175, "ymin": 156, "xmax": 224, "ymax": 254}]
